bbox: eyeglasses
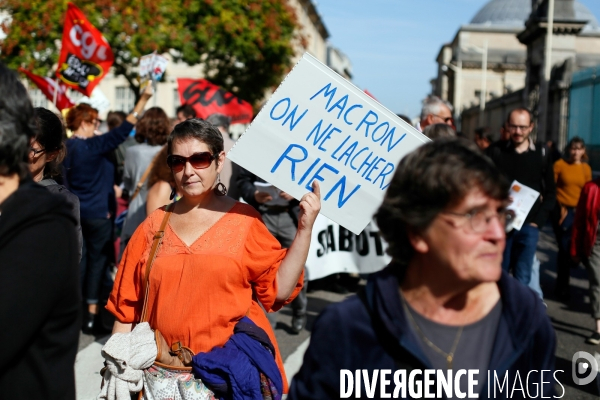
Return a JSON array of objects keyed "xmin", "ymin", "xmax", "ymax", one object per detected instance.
[
  {"xmin": 432, "ymin": 114, "xmax": 454, "ymax": 124},
  {"xmin": 506, "ymin": 124, "xmax": 530, "ymax": 132},
  {"xmin": 167, "ymin": 152, "xmax": 217, "ymax": 172},
  {"xmin": 441, "ymin": 209, "xmax": 515, "ymax": 233},
  {"xmin": 29, "ymin": 147, "xmax": 46, "ymax": 157}
]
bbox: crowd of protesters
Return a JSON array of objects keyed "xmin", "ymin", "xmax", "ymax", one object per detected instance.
[{"xmin": 1, "ymin": 59, "xmax": 599, "ymax": 399}]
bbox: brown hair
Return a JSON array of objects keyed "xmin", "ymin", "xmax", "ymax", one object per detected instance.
[
  {"xmin": 505, "ymin": 107, "xmax": 533, "ymax": 125},
  {"xmin": 33, "ymin": 108, "xmax": 67, "ymax": 179},
  {"xmin": 134, "ymin": 107, "xmax": 171, "ymax": 146},
  {"xmin": 176, "ymin": 104, "xmax": 197, "ymax": 119},
  {"xmin": 147, "ymin": 145, "xmax": 174, "ymax": 188},
  {"xmin": 106, "ymin": 111, "xmax": 127, "ymax": 131},
  {"xmin": 167, "ymin": 118, "xmax": 224, "ymax": 161},
  {"xmin": 375, "ymin": 138, "xmax": 509, "ymax": 278},
  {"xmin": 566, "ymin": 136, "xmax": 589, "ymax": 162},
  {"xmin": 66, "ymin": 104, "xmax": 98, "ymax": 131}
]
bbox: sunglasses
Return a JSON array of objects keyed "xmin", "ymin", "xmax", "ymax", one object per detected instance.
[
  {"xmin": 432, "ymin": 114, "xmax": 454, "ymax": 124},
  {"xmin": 167, "ymin": 152, "xmax": 217, "ymax": 172},
  {"xmin": 29, "ymin": 147, "xmax": 46, "ymax": 157}
]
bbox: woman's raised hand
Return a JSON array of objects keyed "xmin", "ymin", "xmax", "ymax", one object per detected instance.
[
  {"xmin": 298, "ymin": 181, "xmax": 321, "ymax": 232},
  {"xmin": 140, "ymin": 83, "xmax": 154, "ymax": 101}
]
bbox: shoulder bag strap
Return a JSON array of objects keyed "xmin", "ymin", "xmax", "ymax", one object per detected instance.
[
  {"xmin": 129, "ymin": 156, "xmax": 157, "ymax": 203},
  {"xmin": 140, "ymin": 202, "xmax": 174, "ymax": 323}
]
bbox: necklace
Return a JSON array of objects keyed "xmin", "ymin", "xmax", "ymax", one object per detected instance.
[{"xmin": 402, "ymin": 296, "xmax": 464, "ymax": 370}]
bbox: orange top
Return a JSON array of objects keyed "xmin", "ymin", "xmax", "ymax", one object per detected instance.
[
  {"xmin": 554, "ymin": 158, "xmax": 592, "ymax": 208},
  {"xmin": 106, "ymin": 202, "xmax": 304, "ymax": 392}
]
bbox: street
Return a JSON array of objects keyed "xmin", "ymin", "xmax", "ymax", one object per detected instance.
[
  {"xmin": 74, "ymin": 282, "xmax": 350, "ymax": 399},
  {"xmin": 538, "ymin": 226, "xmax": 600, "ymax": 399},
  {"xmin": 75, "ymin": 226, "xmax": 600, "ymax": 399}
]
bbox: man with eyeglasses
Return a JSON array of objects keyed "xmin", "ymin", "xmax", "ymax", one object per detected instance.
[
  {"xmin": 419, "ymin": 95, "xmax": 455, "ymax": 131},
  {"xmin": 486, "ymin": 108, "xmax": 556, "ymax": 296},
  {"xmin": 236, "ymin": 167, "xmax": 309, "ymax": 334}
]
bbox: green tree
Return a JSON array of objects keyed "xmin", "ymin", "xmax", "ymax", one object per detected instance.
[
  {"xmin": 179, "ymin": 0, "xmax": 299, "ymax": 104},
  {"xmin": 0, "ymin": 0, "xmax": 299, "ymax": 104}
]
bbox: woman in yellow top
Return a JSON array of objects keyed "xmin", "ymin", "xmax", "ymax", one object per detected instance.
[{"xmin": 553, "ymin": 137, "xmax": 592, "ymax": 300}]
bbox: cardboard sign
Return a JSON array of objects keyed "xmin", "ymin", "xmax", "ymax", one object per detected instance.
[
  {"xmin": 177, "ymin": 78, "xmax": 253, "ymax": 124},
  {"xmin": 56, "ymin": 3, "xmax": 114, "ymax": 96},
  {"xmin": 306, "ymin": 215, "xmax": 390, "ymax": 281},
  {"xmin": 19, "ymin": 68, "xmax": 75, "ymax": 111},
  {"xmin": 227, "ymin": 53, "xmax": 429, "ymax": 234}
]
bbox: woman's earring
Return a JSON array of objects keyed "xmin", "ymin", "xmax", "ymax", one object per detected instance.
[
  {"xmin": 169, "ymin": 187, "xmax": 176, "ymax": 200},
  {"xmin": 215, "ymin": 174, "xmax": 227, "ymax": 196}
]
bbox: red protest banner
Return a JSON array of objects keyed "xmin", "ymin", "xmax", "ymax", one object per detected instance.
[
  {"xmin": 363, "ymin": 89, "xmax": 378, "ymax": 101},
  {"xmin": 177, "ymin": 78, "xmax": 253, "ymax": 124},
  {"xmin": 56, "ymin": 2, "xmax": 114, "ymax": 97},
  {"xmin": 19, "ymin": 68, "xmax": 75, "ymax": 111}
]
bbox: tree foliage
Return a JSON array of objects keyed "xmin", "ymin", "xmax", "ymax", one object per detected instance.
[{"xmin": 0, "ymin": 0, "xmax": 299, "ymax": 104}]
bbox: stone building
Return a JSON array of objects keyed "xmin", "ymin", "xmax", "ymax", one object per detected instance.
[{"xmin": 431, "ymin": 0, "xmax": 600, "ymax": 146}]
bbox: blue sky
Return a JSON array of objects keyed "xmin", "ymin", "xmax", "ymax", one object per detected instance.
[{"xmin": 315, "ymin": 0, "xmax": 600, "ymax": 118}]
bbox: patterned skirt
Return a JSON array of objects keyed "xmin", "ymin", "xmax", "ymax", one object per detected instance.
[{"xmin": 143, "ymin": 364, "xmax": 216, "ymax": 400}]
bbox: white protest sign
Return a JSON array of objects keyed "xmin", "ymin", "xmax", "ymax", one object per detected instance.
[
  {"xmin": 306, "ymin": 214, "xmax": 390, "ymax": 281},
  {"xmin": 77, "ymin": 87, "xmax": 111, "ymax": 113},
  {"xmin": 151, "ymin": 54, "xmax": 168, "ymax": 81},
  {"xmin": 507, "ymin": 180, "xmax": 540, "ymax": 231},
  {"xmin": 139, "ymin": 53, "xmax": 154, "ymax": 77},
  {"xmin": 227, "ymin": 53, "xmax": 429, "ymax": 234},
  {"xmin": 139, "ymin": 53, "xmax": 168, "ymax": 88}
]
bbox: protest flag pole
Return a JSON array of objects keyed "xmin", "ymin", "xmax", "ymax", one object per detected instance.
[
  {"xmin": 152, "ymin": 51, "xmax": 158, "ymax": 107},
  {"xmin": 153, "ymin": 80, "xmax": 158, "ymax": 107},
  {"xmin": 52, "ymin": 79, "xmax": 59, "ymax": 110}
]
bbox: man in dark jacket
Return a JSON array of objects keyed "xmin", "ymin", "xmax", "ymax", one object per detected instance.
[
  {"xmin": 0, "ymin": 62, "xmax": 81, "ymax": 400},
  {"xmin": 290, "ymin": 138, "xmax": 557, "ymax": 399},
  {"xmin": 486, "ymin": 108, "xmax": 556, "ymax": 295},
  {"xmin": 237, "ymin": 167, "xmax": 308, "ymax": 334}
]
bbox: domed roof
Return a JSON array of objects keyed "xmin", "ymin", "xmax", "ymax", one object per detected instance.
[{"xmin": 470, "ymin": 0, "xmax": 599, "ymax": 30}]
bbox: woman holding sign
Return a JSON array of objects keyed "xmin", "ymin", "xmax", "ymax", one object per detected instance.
[
  {"xmin": 106, "ymin": 118, "xmax": 320, "ymax": 396},
  {"xmin": 64, "ymin": 85, "xmax": 153, "ymax": 334}
]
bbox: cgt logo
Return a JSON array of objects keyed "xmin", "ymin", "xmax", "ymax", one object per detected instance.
[{"xmin": 572, "ymin": 351, "xmax": 600, "ymax": 386}]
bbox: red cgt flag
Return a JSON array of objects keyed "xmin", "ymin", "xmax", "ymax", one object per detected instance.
[
  {"xmin": 177, "ymin": 78, "xmax": 253, "ymax": 124},
  {"xmin": 19, "ymin": 68, "xmax": 75, "ymax": 111},
  {"xmin": 56, "ymin": 2, "xmax": 114, "ymax": 97}
]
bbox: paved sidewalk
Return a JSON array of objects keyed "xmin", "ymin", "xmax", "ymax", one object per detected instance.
[{"xmin": 538, "ymin": 226, "xmax": 600, "ymax": 398}]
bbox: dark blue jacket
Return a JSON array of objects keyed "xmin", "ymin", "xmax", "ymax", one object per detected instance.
[
  {"xmin": 289, "ymin": 266, "xmax": 557, "ymax": 399},
  {"xmin": 193, "ymin": 317, "xmax": 282, "ymax": 400},
  {"xmin": 63, "ymin": 121, "xmax": 133, "ymax": 219}
]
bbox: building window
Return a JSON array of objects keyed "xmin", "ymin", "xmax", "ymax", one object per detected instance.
[
  {"xmin": 115, "ymin": 86, "xmax": 135, "ymax": 112},
  {"xmin": 174, "ymin": 88, "xmax": 181, "ymax": 115},
  {"xmin": 28, "ymin": 89, "xmax": 47, "ymax": 108}
]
